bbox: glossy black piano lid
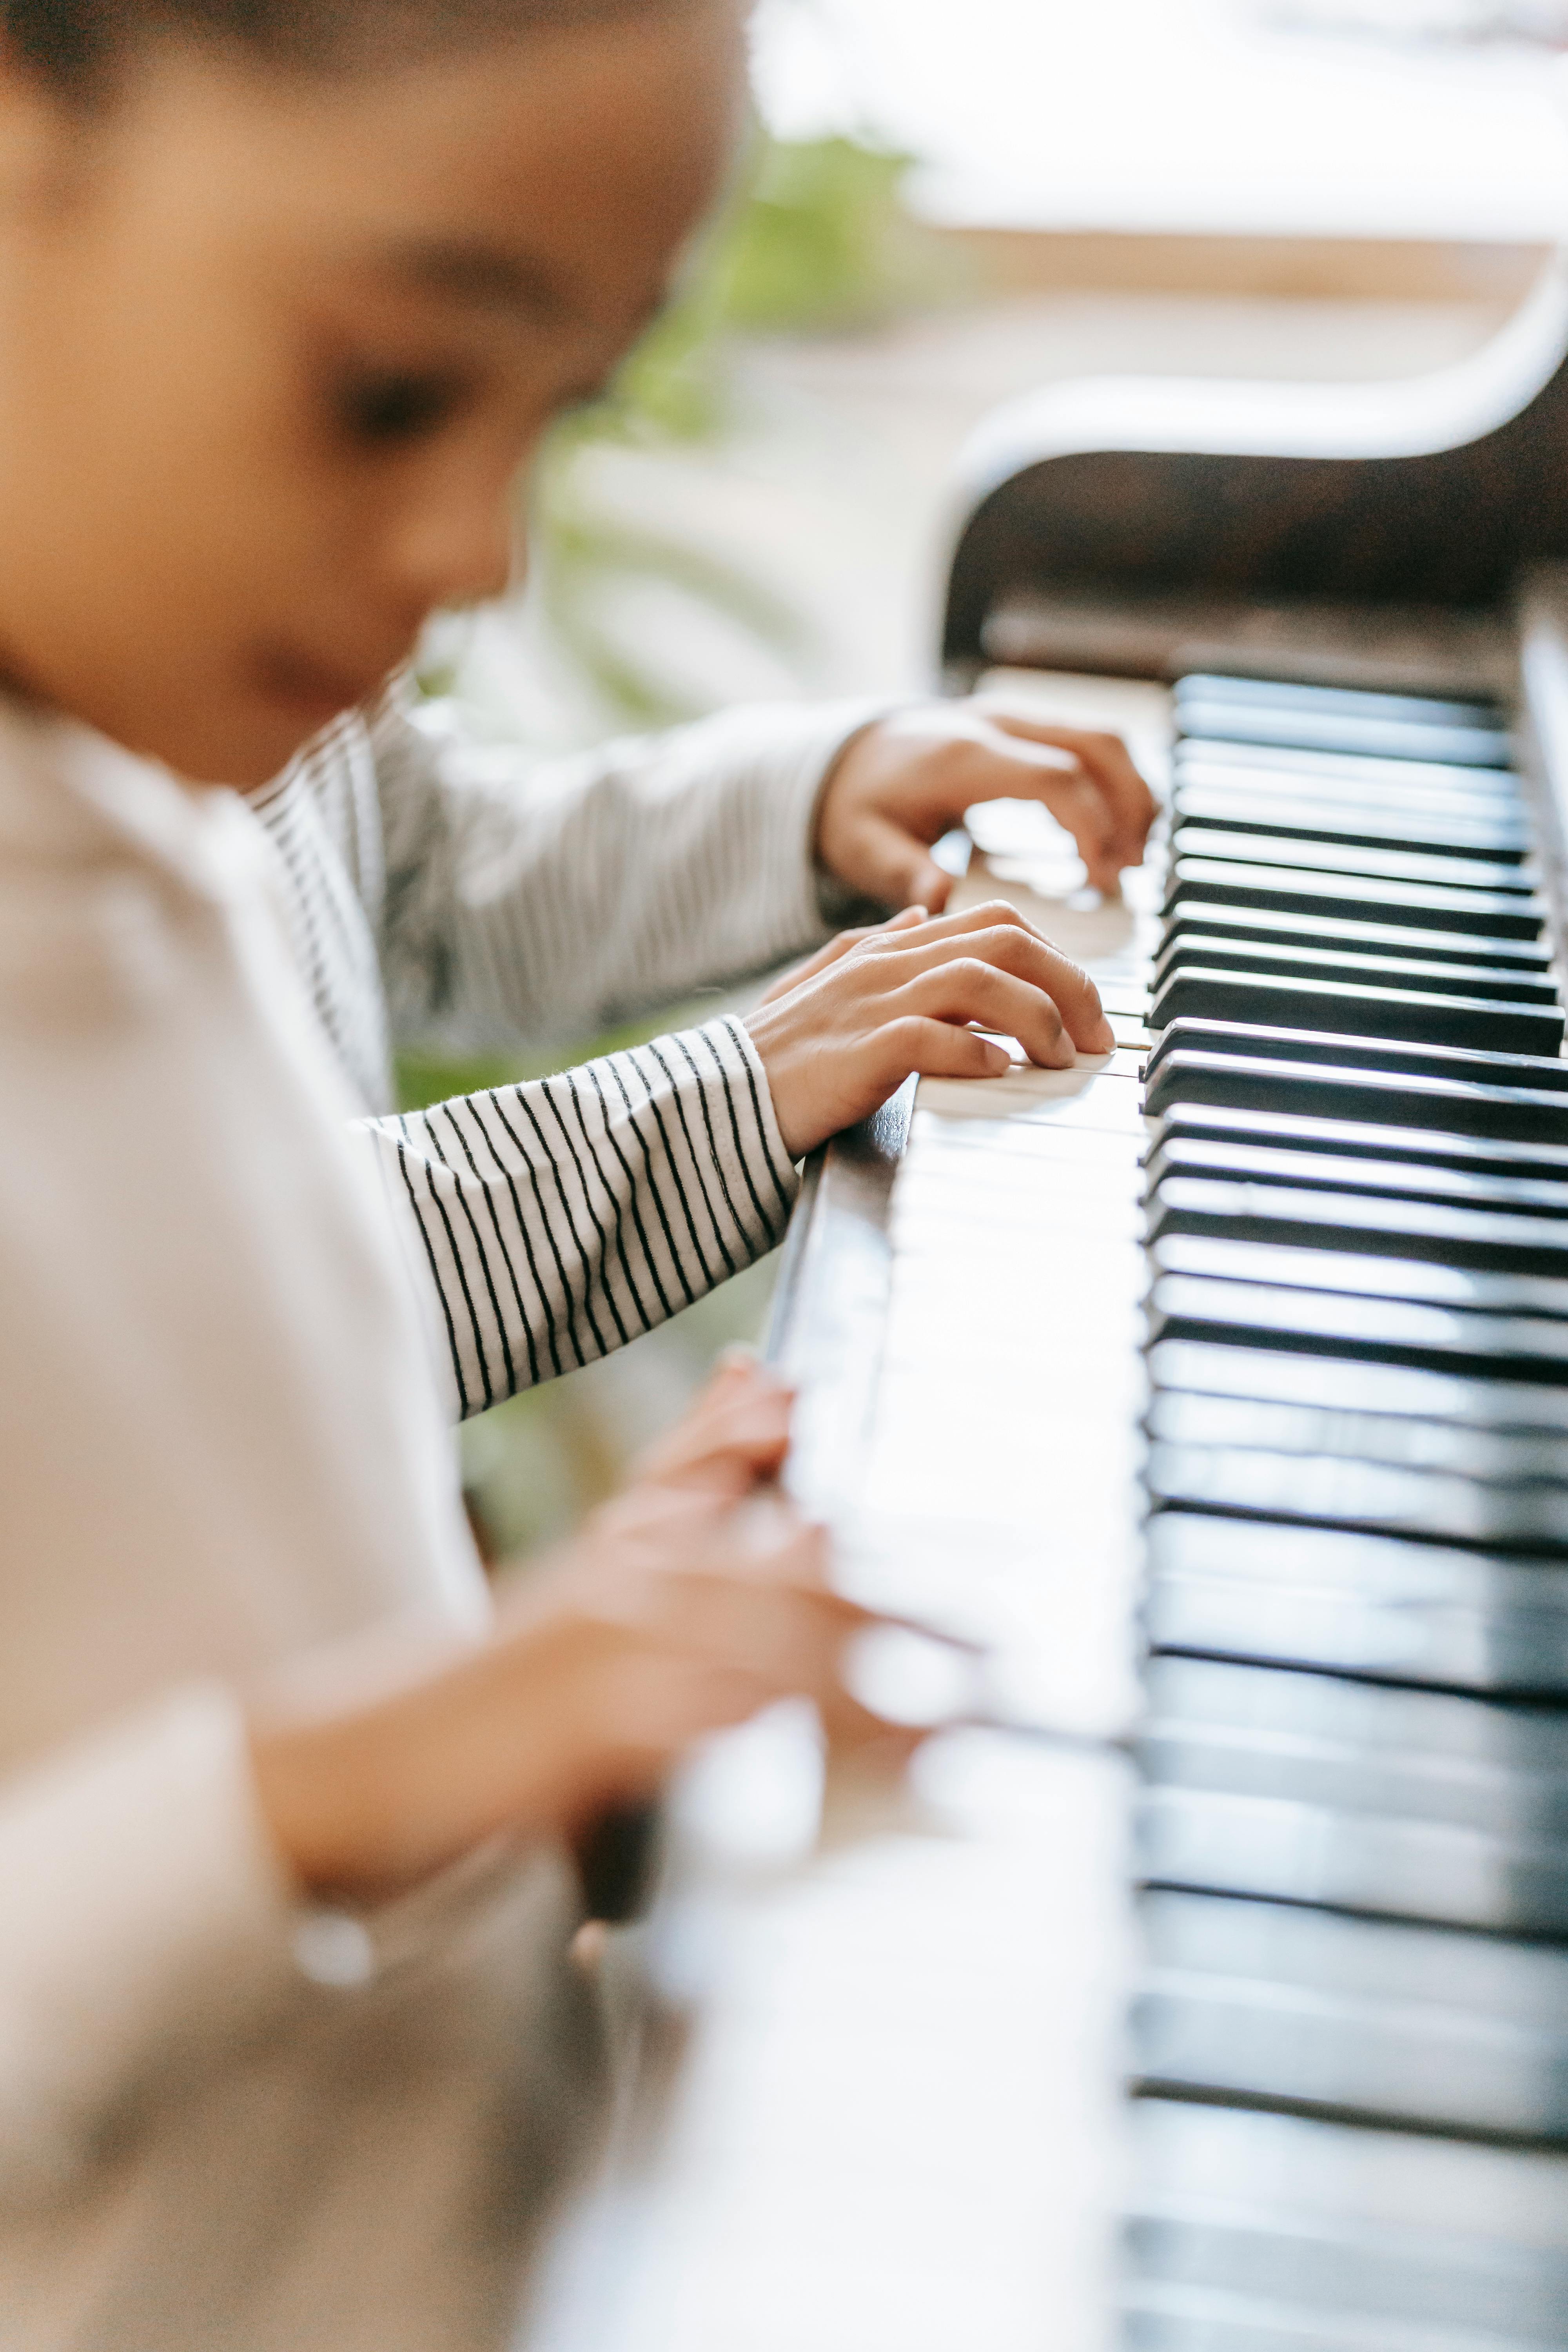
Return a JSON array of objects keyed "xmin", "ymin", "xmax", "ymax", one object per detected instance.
[{"xmin": 942, "ymin": 266, "xmax": 1568, "ymax": 675}]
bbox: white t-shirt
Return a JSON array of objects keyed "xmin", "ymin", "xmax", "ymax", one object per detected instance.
[{"xmin": 0, "ymin": 699, "xmax": 603, "ymax": 2349}]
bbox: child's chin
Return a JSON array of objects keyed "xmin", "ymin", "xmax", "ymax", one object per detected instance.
[{"xmin": 145, "ymin": 699, "xmax": 335, "ymax": 792}]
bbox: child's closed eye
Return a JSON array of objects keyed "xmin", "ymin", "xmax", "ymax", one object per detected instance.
[{"xmin": 332, "ymin": 365, "xmax": 474, "ymax": 446}]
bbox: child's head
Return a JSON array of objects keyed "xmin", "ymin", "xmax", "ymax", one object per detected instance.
[{"xmin": 0, "ymin": 0, "xmax": 741, "ymax": 783}]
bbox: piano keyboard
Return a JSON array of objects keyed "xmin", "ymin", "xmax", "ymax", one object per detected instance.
[
  {"xmin": 524, "ymin": 661, "xmax": 1568, "ymax": 2352},
  {"xmin": 1130, "ymin": 670, "xmax": 1568, "ymax": 2348}
]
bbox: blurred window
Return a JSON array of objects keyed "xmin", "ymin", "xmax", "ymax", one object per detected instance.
[{"xmin": 750, "ymin": 0, "xmax": 1568, "ymax": 240}]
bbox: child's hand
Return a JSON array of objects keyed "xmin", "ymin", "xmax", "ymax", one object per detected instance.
[
  {"xmin": 817, "ymin": 701, "xmax": 1158, "ymax": 909},
  {"xmin": 744, "ymin": 898, "xmax": 1114, "ymax": 1159},
  {"xmin": 756, "ymin": 905, "xmax": 927, "ymax": 1008},
  {"xmin": 631, "ymin": 1352, "xmax": 794, "ymax": 1499},
  {"xmin": 247, "ymin": 1472, "xmax": 895, "ymax": 1904}
]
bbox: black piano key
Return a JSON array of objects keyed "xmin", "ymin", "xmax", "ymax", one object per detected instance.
[
  {"xmin": 1147, "ymin": 1882, "xmax": 1568, "ymax": 2035},
  {"xmin": 1125, "ymin": 2099, "xmax": 1568, "ymax": 2352},
  {"xmin": 1168, "ymin": 824, "xmax": 1532, "ymax": 896},
  {"xmin": 1149, "ymin": 1101, "xmax": 1568, "ymax": 1186},
  {"xmin": 1167, "ymin": 857, "xmax": 1544, "ymax": 937},
  {"xmin": 1146, "ymin": 1512, "xmax": 1568, "ymax": 1694},
  {"xmin": 1171, "ymin": 784, "xmax": 1530, "ymax": 862},
  {"xmin": 1174, "ymin": 747, "xmax": 1524, "ymax": 814},
  {"xmin": 1144, "ymin": 1137, "xmax": 1568, "ymax": 1221},
  {"xmin": 1146, "ymin": 1437, "xmax": 1568, "ymax": 1552},
  {"xmin": 1151, "ymin": 931, "xmax": 1560, "ymax": 1006},
  {"xmin": 1148, "ymin": 967, "xmax": 1562, "ymax": 1058},
  {"xmin": 1172, "ymin": 733, "xmax": 1527, "ymax": 803},
  {"xmin": 1146, "ymin": 1268, "xmax": 1568, "ymax": 1381},
  {"xmin": 1175, "ymin": 674, "xmax": 1503, "ymax": 733},
  {"xmin": 1150, "ymin": 1336, "xmax": 1568, "ymax": 1432},
  {"xmin": 1166, "ymin": 896, "xmax": 1554, "ymax": 972},
  {"xmin": 1148, "ymin": 1178, "xmax": 1568, "ymax": 1280},
  {"xmin": 1144, "ymin": 1051, "xmax": 1568, "ymax": 1143},
  {"xmin": 1134, "ymin": 1891, "xmax": 1568, "ymax": 2141},
  {"xmin": 1123, "ymin": 2218, "xmax": 1568, "ymax": 2352},
  {"xmin": 1147, "ymin": 1388, "xmax": 1568, "ymax": 1486},
  {"xmin": 1142, "ymin": 1656, "xmax": 1568, "ymax": 1837},
  {"xmin": 1151, "ymin": 1232, "xmax": 1568, "ymax": 1320},
  {"xmin": 1139, "ymin": 1784, "xmax": 1568, "ymax": 1936},
  {"xmin": 1130, "ymin": 667, "xmax": 1568, "ymax": 2193},
  {"xmin": 1143, "ymin": 1018, "xmax": 1568, "ymax": 1093},
  {"xmin": 1176, "ymin": 699, "xmax": 1514, "ymax": 765}
]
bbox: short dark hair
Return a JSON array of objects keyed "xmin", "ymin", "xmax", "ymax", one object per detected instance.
[{"xmin": 0, "ymin": 0, "xmax": 678, "ymax": 100}]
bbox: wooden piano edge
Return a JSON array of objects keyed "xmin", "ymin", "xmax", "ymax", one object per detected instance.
[
  {"xmin": 1517, "ymin": 568, "xmax": 1568, "ymax": 992},
  {"xmin": 762, "ymin": 1076, "xmax": 916, "ymax": 1518},
  {"xmin": 954, "ymin": 586, "xmax": 1520, "ymax": 701}
]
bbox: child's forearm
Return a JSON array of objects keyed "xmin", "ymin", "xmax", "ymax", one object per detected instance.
[
  {"xmin": 360, "ymin": 1017, "xmax": 795, "ymax": 1423},
  {"xmin": 246, "ymin": 1365, "xmax": 868, "ymax": 1905},
  {"xmin": 245, "ymin": 1521, "xmax": 862, "ymax": 1902}
]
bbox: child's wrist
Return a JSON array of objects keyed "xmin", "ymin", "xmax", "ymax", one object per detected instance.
[{"xmin": 247, "ymin": 1707, "xmax": 401, "ymax": 1901}]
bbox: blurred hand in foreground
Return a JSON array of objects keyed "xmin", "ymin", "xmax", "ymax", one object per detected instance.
[
  {"xmin": 248, "ymin": 1363, "xmax": 903, "ymax": 1902},
  {"xmin": 632, "ymin": 1348, "xmax": 794, "ymax": 1498}
]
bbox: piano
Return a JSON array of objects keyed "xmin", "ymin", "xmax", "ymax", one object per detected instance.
[{"xmin": 521, "ymin": 257, "xmax": 1568, "ymax": 2352}]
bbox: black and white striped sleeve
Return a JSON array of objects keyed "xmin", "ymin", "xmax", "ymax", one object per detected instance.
[
  {"xmin": 357, "ymin": 1016, "xmax": 797, "ymax": 1419},
  {"xmin": 370, "ymin": 690, "xmax": 893, "ymax": 1051}
]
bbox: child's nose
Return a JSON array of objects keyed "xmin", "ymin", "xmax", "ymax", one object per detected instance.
[{"xmin": 389, "ymin": 480, "xmax": 519, "ymax": 612}]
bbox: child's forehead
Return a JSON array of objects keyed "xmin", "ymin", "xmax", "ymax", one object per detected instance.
[
  {"xmin": 65, "ymin": 18, "xmax": 737, "ymax": 312},
  {"xmin": 2, "ymin": 0, "xmax": 708, "ymax": 106}
]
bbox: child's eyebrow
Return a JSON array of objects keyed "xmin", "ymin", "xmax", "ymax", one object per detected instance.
[{"xmin": 383, "ymin": 237, "xmax": 569, "ymax": 321}]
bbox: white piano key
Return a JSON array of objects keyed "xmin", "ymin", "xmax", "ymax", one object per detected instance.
[
  {"xmin": 527, "ymin": 1739, "xmax": 1135, "ymax": 2352},
  {"xmin": 912, "ymin": 1110, "xmax": 1143, "ymax": 1160},
  {"xmin": 1132, "ymin": 2099, "xmax": 1568, "ymax": 2249},
  {"xmin": 832, "ymin": 1509, "xmax": 1141, "ymax": 1737},
  {"xmin": 897, "ymin": 1149, "xmax": 1144, "ymax": 1201},
  {"xmin": 916, "ymin": 1060, "xmax": 1146, "ymax": 1129}
]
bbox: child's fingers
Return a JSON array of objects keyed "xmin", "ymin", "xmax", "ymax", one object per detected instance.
[
  {"xmin": 755, "ymin": 906, "xmax": 926, "ymax": 1007},
  {"xmin": 789, "ymin": 898, "xmax": 1111, "ymax": 1053},
  {"xmin": 878, "ymin": 907, "xmax": 1111, "ymax": 1055},
  {"xmin": 648, "ymin": 1569, "xmax": 883, "ymax": 1721},
  {"xmin": 868, "ymin": 1018, "xmax": 1013, "ymax": 1087},
  {"xmin": 580, "ymin": 1649, "xmax": 923, "ymax": 1816},
  {"xmin": 568, "ymin": 1482, "xmax": 734, "ymax": 1577},
  {"xmin": 825, "ymin": 811, "xmax": 949, "ymax": 913},
  {"xmin": 631, "ymin": 1360, "xmax": 795, "ymax": 1493},
  {"xmin": 841, "ymin": 896, "xmax": 1049, "ymax": 952},
  {"xmin": 896, "ymin": 960, "xmax": 1076, "ymax": 1071},
  {"xmin": 977, "ymin": 707, "xmax": 1159, "ymax": 869}
]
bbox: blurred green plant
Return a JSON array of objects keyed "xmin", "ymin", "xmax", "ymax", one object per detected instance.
[
  {"xmin": 414, "ymin": 132, "xmax": 963, "ymax": 728},
  {"xmin": 606, "ymin": 132, "xmax": 963, "ymax": 440}
]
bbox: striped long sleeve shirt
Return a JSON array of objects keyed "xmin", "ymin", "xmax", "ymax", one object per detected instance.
[{"xmin": 251, "ymin": 688, "xmax": 880, "ymax": 1418}]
